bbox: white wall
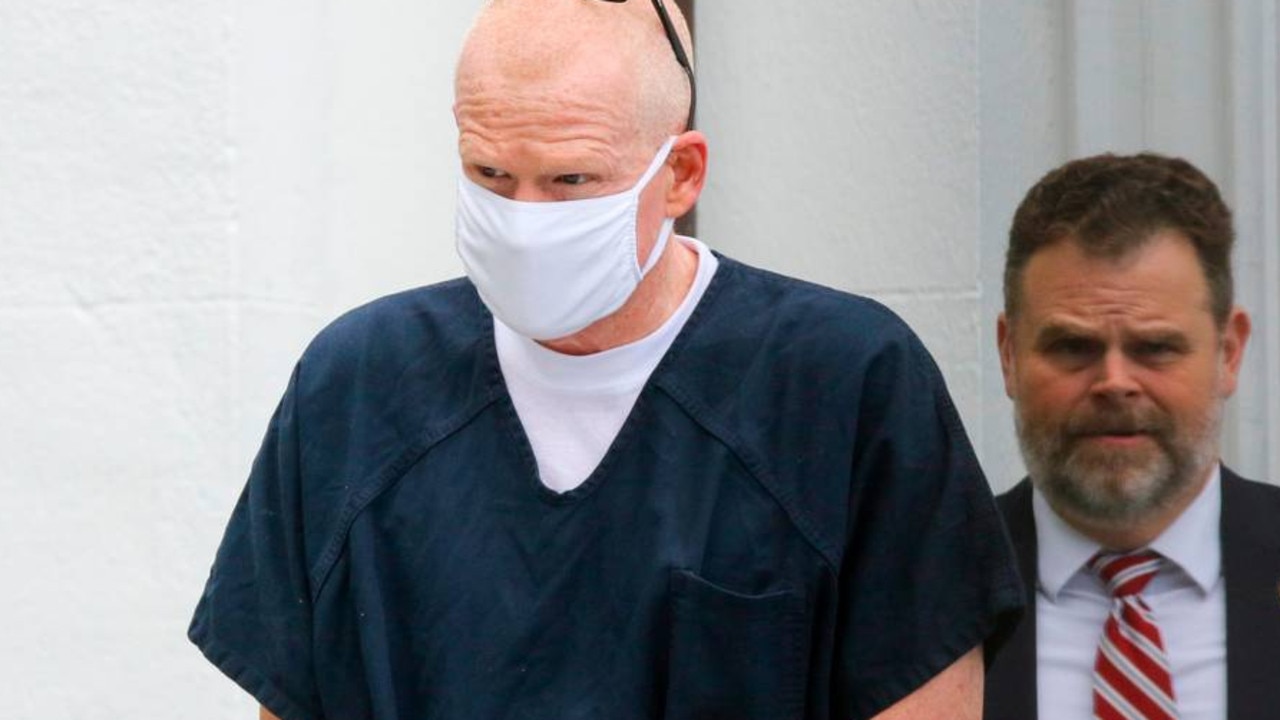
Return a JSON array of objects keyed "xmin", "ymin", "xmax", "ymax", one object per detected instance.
[
  {"xmin": 0, "ymin": 1, "xmax": 1275, "ymax": 716},
  {"xmin": 229, "ymin": 0, "xmax": 474, "ymax": 459},
  {"xmin": 0, "ymin": 1, "xmax": 476, "ymax": 717},
  {"xmin": 698, "ymin": 0, "xmax": 987, "ymax": 432},
  {"xmin": 0, "ymin": 1, "xmax": 238, "ymax": 717}
]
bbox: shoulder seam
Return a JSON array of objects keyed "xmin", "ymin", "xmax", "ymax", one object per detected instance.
[{"xmin": 307, "ymin": 392, "xmax": 499, "ymax": 599}]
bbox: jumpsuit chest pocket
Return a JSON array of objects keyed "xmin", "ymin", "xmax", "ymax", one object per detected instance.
[{"xmin": 663, "ymin": 569, "xmax": 807, "ymax": 720}]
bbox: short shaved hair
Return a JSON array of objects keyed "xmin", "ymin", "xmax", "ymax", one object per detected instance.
[
  {"xmin": 459, "ymin": 0, "xmax": 693, "ymax": 148},
  {"xmin": 1005, "ymin": 153, "xmax": 1235, "ymax": 327}
]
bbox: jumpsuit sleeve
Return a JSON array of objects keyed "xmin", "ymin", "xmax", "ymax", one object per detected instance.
[
  {"xmin": 188, "ymin": 365, "xmax": 324, "ymax": 720},
  {"xmin": 832, "ymin": 330, "xmax": 1024, "ymax": 720}
]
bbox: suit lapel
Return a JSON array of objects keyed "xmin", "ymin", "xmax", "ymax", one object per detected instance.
[
  {"xmin": 984, "ymin": 479, "xmax": 1039, "ymax": 720},
  {"xmin": 1220, "ymin": 468, "xmax": 1280, "ymax": 717},
  {"xmin": 986, "ymin": 469, "xmax": 1280, "ymax": 718}
]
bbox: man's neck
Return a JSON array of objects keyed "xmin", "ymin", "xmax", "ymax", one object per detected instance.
[{"xmin": 539, "ymin": 239, "xmax": 700, "ymax": 356}]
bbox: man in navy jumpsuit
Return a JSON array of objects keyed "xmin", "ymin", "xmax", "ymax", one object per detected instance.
[{"xmin": 190, "ymin": 1, "xmax": 1023, "ymax": 718}]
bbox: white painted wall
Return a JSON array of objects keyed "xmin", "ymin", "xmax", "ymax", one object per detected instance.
[
  {"xmin": 0, "ymin": 2, "xmax": 239, "ymax": 717},
  {"xmin": 0, "ymin": 1, "xmax": 476, "ymax": 717},
  {"xmin": 1227, "ymin": 0, "xmax": 1280, "ymax": 483},
  {"xmin": 0, "ymin": 0, "xmax": 1275, "ymax": 716},
  {"xmin": 698, "ymin": 0, "xmax": 987, "ymax": 431}
]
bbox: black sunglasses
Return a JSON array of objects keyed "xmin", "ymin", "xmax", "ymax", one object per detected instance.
[{"xmin": 597, "ymin": 0, "xmax": 696, "ymax": 130}]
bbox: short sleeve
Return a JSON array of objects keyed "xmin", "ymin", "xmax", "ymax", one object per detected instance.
[
  {"xmin": 834, "ymin": 331, "xmax": 1024, "ymax": 719},
  {"xmin": 188, "ymin": 365, "xmax": 323, "ymax": 720}
]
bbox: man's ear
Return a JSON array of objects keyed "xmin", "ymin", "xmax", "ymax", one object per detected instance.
[
  {"xmin": 997, "ymin": 312, "xmax": 1017, "ymax": 399},
  {"xmin": 665, "ymin": 130, "xmax": 707, "ymax": 218},
  {"xmin": 1218, "ymin": 306, "xmax": 1252, "ymax": 397}
]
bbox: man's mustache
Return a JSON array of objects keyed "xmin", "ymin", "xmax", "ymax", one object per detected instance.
[{"xmin": 1063, "ymin": 406, "xmax": 1170, "ymax": 438}]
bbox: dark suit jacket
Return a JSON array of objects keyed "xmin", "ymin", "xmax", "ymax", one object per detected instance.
[{"xmin": 984, "ymin": 467, "xmax": 1280, "ymax": 719}]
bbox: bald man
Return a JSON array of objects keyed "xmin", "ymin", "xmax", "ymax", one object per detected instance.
[{"xmin": 190, "ymin": 2, "xmax": 1022, "ymax": 718}]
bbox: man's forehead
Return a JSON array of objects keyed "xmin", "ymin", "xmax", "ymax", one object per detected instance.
[
  {"xmin": 455, "ymin": 53, "xmax": 635, "ymax": 110},
  {"xmin": 455, "ymin": 67, "xmax": 645, "ymax": 163},
  {"xmin": 455, "ymin": 4, "xmax": 650, "ymax": 164},
  {"xmin": 456, "ymin": 5, "xmax": 641, "ymax": 116},
  {"xmin": 1025, "ymin": 234, "xmax": 1207, "ymax": 293},
  {"xmin": 458, "ymin": 128, "xmax": 629, "ymax": 173},
  {"xmin": 1016, "ymin": 235, "xmax": 1216, "ymax": 331}
]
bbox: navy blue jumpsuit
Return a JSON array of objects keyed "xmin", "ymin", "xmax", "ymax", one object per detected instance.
[{"xmin": 190, "ymin": 255, "xmax": 1023, "ymax": 720}]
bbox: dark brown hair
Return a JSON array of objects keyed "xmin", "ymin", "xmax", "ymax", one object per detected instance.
[{"xmin": 1004, "ymin": 152, "xmax": 1235, "ymax": 325}]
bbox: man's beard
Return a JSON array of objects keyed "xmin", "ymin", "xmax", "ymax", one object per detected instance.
[{"xmin": 1015, "ymin": 399, "xmax": 1220, "ymax": 525}]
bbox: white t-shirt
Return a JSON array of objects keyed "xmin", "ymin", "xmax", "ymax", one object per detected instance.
[{"xmin": 494, "ymin": 237, "xmax": 719, "ymax": 493}]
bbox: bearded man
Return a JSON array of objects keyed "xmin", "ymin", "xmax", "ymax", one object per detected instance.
[
  {"xmin": 190, "ymin": 1, "xmax": 1023, "ymax": 718},
  {"xmin": 984, "ymin": 152, "xmax": 1280, "ymax": 720}
]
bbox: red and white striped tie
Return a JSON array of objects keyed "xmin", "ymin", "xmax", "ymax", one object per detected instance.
[{"xmin": 1089, "ymin": 551, "xmax": 1179, "ymax": 720}]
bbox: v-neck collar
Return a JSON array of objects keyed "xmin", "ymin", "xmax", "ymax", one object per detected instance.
[{"xmin": 481, "ymin": 246, "xmax": 736, "ymax": 505}]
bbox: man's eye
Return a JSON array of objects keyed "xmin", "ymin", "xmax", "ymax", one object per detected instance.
[
  {"xmin": 1048, "ymin": 338, "xmax": 1097, "ymax": 356},
  {"xmin": 1132, "ymin": 341, "xmax": 1181, "ymax": 359},
  {"xmin": 556, "ymin": 174, "xmax": 589, "ymax": 186},
  {"xmin": 478, "ymin": 166, "xmax": 507, "ymax": 179}
]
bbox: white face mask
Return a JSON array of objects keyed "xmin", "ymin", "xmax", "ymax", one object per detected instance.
[{"xmin": 455, "ymin": 137, "xmax": 678, "ymax": 340}]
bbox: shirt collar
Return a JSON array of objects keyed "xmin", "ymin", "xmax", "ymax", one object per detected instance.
[
  {"xmin": 1150, "ymin": 465, "xmax": 1221, "ymax": 594},
  {"xmin": 1033, "ymin": 464, "xmax": 1222, "ymax": 601}
]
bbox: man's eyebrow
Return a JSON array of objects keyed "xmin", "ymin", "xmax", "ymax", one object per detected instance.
[
  {"xmin": 1033, "ymin": 321, "xmax": 1097, "ymax": 345},
  {"xmin": 535, "ymin": 151, "xmax": 619, "ymax": 177},
  {"xmin": 1127, "ymin": 328, "xmax": 1191, "ymax": 348}
]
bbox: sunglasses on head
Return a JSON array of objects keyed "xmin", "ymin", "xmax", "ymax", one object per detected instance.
[{"xmin": 595, "ymin": 0, "xmax": 696, "ymax": 130}]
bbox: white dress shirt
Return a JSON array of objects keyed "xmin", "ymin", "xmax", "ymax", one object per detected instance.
[{"xmin": 1033, "ymin": 466, "xmax": 1227, "ymax": 720}]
